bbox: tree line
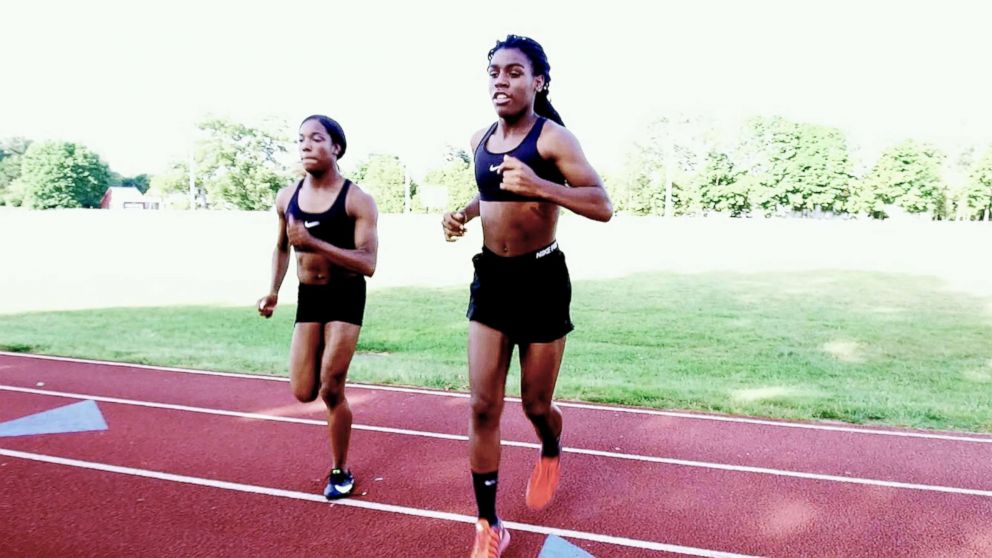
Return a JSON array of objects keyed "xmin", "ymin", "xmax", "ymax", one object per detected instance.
[
  {"xmin": 607, "ymin": 116, "xmax": 992, "ymax": 221},
  {"xmin": 2, "ymin": 115, "xmax": 990, "ymax": 220}
]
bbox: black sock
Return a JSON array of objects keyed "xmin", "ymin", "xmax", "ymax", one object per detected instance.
[
  {"xmin": 541, "ymin": 437, "xmax": 561, "ymax": 458},
  {"xmin": 537, "ymin": 423, "xmax": 561, "ymax": 458},
  {"xmin": 471, "ymin": 470, "xmax": 499, "ymax": 525}
]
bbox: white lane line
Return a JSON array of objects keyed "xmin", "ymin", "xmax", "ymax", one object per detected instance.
[
  {"xmin": 0, "ymin": 384, "xmax": 466, "ymax": 441},
  {"xmin": 0, "ymin": 352, "xmax": 287, "ymax": 382},
  {"xmin": 0, "ymin": 448, "xmax": 763, "ymax": 558},
  {"xmin": 3, "ymin": 352, "xmax": 991, "ymax": 444},
  {"xmin": 568, "ymin": 447, "xmax": 992, "ymax": 498},
  {"xmin": 3, "ymin": 384, "xmax": 991, "ymax": 498}
]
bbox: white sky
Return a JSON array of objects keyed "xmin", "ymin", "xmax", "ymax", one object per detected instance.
[{"xmin": 2, "ymin": 0, "xmax": 991, "ymax": 178}]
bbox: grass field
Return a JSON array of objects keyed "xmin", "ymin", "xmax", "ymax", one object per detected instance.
[
  {"xmin": 2, "ymin": 209, "xmax": 989, "ymax": 431},
  {"xmin": 3, "ymin": 268, "xmax": 990, "ymax": 432}
]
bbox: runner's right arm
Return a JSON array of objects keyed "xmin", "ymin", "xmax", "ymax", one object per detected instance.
[
  {"xmin": 258, "ymin": 187, "xmax": 292, "ymax": 317},
  {"xmin": 441, "ymin": 128, "xmax": 488, "ymax": 242}
]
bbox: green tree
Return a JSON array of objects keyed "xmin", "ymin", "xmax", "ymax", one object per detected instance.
[
  {"xmin": 107, "ymin": 170, "xmax": 123, "ymax": 187},
  {"xmin": 18, "ymin": 141, "xmax": 110, "ymax": 209},
  {"xmin": 108, "ymin": 172, "xmax": 152, "ymax": 194},
  {"xmin": 610, "ymin": 154, "xmax": 702, "ymax": 216},
  {"xmin": 853, "ymin": 140, "xmax": 946, "ymax": 219},
  {"xmin": 944, "ymin": 146, "xmax": 976, "ymax": 220},
  {"xmin": 696, "ymin": 151, "xmax": 748, "ymax": 215},
  {"xmin": 0, "ymin": 137, "xmax": 32, "ymax": 205},
  {"xmin": 121, "ymin": 174, "xmax": 150, "ymax": 193},
  {"xmin": 352, "ymin": 153, "xmax": 409, "ymax": 213},
  {"xmin": 612, "ymin": 117, "xmax": 711, "ymax": 216},
  {"xmin": 193, "ymin": 118, "xmax": 292, "ymax": 210},
  {"xmin": 422, "ymin": 147, "xmax": 475, "ymax": 211},
  {"xmin": 738, "ymin": 117, "xmax": 853, "ymax": 214},
  {"xmin": 148, "ymin": 162, "xmax": 193, "ymax": 209},
  {"xmin": 110, "ymin": 171, "xmax": 151, "ymax": 194},
  {"xmin": 609, "ymin": 148, "xmax": 666, "ymax": 215},
  {"xmin": 966, "ymin": 147, "xmax": 992, "ymax": 221}
]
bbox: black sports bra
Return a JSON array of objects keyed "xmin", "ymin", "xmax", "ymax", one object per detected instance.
[
  {"xmin": 286, "ymin": 179, "xmax": 355, "ymax": 249},
  {"xmin": 473, "ymin": 117, "xmax": 566, "ymax": 202}
]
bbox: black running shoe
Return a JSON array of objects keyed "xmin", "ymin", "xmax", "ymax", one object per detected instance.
[{"xmin": 323, "ymin": 468, "xmax": 355, "ymax": 500}]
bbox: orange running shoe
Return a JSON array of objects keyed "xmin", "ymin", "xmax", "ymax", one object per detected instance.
[
  {"xmin": 469, "ymin": 518, "xmax": 510, "ymax": 558},
  {"xmin": 525, "ymin": 454, "xmax": 560, "ymax": 510}
]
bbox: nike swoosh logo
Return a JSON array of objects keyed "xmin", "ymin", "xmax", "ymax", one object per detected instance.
[
  {"xmin": 484, "ymin": 479, "xmax": 497, "ymax": 487},
  {"xmin": 303, "ymin": 221, "xmax": 320, "ymax": 229},
  {"xmin": 489, "ymin": 164, "xmax": 500, "ymax": 172},
  {"xmin": 334, "ymin": 481, "xmax": 354, "ymax": 493}
]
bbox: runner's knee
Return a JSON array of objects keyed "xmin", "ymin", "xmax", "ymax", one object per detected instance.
[
  {"xmin": 522, "ymin": 395, "xmax": 552, "ymax": 421},
  {"xmin": 471, "ymin": 393, "xmax": 502, "ymax": 429},
  {"xmin": 293, "ymin": 384, "xmax": 319, "ymax": 403},
  {"xmin": 318, "ymin": 366, "xmax": 348, "ymax": 408}
]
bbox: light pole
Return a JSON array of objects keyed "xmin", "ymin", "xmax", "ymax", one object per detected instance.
[
  {"xmin": 403, "ymin": 164, "xmax": 411, "ymax": 214},
  {"xmin": 188, "ymin": 150, "xmax": 197, "ymax": 210},
  {"xmin": 664, "ymin": 127, "xmax": 674, "ymax": 218}
]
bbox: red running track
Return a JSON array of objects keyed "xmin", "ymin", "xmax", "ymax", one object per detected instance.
[{"xmin": 1, "ymin": 352, "xmax": 990, "ymax": 557}]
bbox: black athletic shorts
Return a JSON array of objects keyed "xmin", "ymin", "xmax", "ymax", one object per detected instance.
[
  {"xmin": 467, "ymin": 240, "xmax": 574, "ymax": 344},
  {"xmin": 296, "ymin": 277, "xmax": 366, "ymax": 326}
]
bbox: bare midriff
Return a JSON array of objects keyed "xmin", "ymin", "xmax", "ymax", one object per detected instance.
[
  {"xmin": 480, "ymin": 201, "xmax": 559, "ymax": 256},
  {"xmin": 296, "ymin": 253, "xmax": 358, "ymax": 284}
]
